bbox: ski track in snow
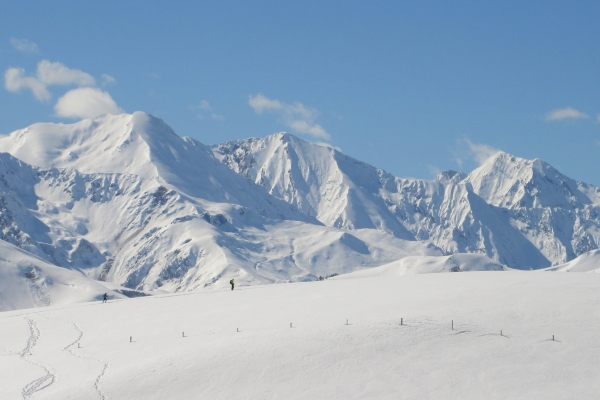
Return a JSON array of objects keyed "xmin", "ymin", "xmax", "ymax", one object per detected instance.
[
  {"xmin": 20, "ymin": 317, "xmax": 55, "ymax": 399},
  {"xmin": 64, "ymin": 322, "xmax": 109, "ymax": 400},
  {"xmin": 43, "ymin": 315, "xmax": 109, "ymax": 400}
]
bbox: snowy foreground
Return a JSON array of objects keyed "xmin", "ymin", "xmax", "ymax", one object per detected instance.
[{"xmin": 1, "ymin": 271, "xmax": 599, "ymax": 399}]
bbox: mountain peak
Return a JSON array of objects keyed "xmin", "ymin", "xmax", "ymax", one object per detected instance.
[
  {"xmin": 466, "ymin": 150, "xmax": 594, "ymax": 208},
  {"xmin": 435, "ymin": 170, "xmax": 467, "ymax": 184}
]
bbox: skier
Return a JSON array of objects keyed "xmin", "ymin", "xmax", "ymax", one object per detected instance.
[
  {"xmin": 230, "ymin": 279, "xmax": 235, "ymax": 291},
  {"xmin": 102, "ymin": 293, "xmax": 108, "ymax": 303}
]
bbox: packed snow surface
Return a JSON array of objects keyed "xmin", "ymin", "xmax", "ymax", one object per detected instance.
[{"xmin": 1, "ymin": 271, "xmax": 599, "ymax": 399}]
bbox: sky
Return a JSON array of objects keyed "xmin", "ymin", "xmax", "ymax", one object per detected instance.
[{"xmin": 1, "ymin": 1, "xmax": 599, "ymax": 185}]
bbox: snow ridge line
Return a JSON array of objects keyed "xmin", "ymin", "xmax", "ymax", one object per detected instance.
[
  {"xmin": 21, "ymin": 317, "xmax": 56, "ymax": 399},
  {"xmin": 58, "ymin": 318, "xmax": 109, "ymax": 400}
]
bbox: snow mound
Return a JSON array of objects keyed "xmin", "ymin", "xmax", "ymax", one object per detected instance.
[
  {"xmin": 545, "ymin": 249, "xmax": 600, "ymax": 273},
  {"xmin": 335, "ymin": 253, "xmax": 507, "ymax": 279}
]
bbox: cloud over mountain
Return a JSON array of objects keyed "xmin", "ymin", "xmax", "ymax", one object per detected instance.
[
  {"xmin": 249, "ymin": 93, "xmax": 330, "ymax": 140},
  {"xmin": 4, "ymin": 59, "xmax": 122, "ymax": 119},
  {"xmin": 54, "ymin": 87, "xmax": 123, "ymax": 119}
]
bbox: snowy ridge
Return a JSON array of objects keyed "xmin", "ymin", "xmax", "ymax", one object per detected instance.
[
  {"xmin": 0, "ymin": 113, "xmax": 311, "ymax": 221},
  {"xmin": 214, "ymin": 133, "xmax": 600, "ymax": 268}
]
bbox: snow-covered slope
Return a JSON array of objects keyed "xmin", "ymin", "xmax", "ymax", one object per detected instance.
[
  {"xmin": 335, "ymin": 253, "xmax": 507, "ymax": 279},
  {"xmin": 544, "ymin": 249, "xmax": 600, "ymax": 273},
  {"xmin": 0, "ymin": 239, "xmax": 126, "ymax": 311},
  {"xmin": 1, "ymin": 272, "xmax": 599, "ymax": 399},
  {"xmin": 214, "ymin": 134, "xmax": 600, "ymax": 268}
]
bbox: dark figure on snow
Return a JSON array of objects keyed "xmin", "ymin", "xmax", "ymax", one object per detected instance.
[
  {"xmin": 102, "ymin": 293, "xmax": 108, "ymax": 303},
  {"xmin": 230, "ymin": 279, "xmax": 235, "ymax": 290}
]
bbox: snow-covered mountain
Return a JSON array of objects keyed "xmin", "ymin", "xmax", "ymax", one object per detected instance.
[
  {"xmin": 213, "ymin": 133, "xmax": 600, "ymax": 268},
  {"xmin": 1, "ymin": 111, "xmax": 599, "ymax": 311},
  {"xmin": 0, "ymin": 113, "xmax": 438, "ymax": 304}
]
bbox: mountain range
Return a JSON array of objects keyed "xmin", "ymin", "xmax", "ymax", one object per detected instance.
[{"xmin": 1, "ymin": 112, "xmax": 599, "ymax": 309}]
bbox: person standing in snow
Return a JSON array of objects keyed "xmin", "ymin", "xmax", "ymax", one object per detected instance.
[
  {"xmin": 102, "ymin": 293, "xmax": 108, "ymax": 303},
  {"xmin": 230, "ymin": 279, "xmax": 235, "ymax": 290}
]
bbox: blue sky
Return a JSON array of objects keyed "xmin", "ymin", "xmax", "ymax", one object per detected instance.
[{"xmin": 1, "ymin": 1, "xmax": 599, "ymax": 184}]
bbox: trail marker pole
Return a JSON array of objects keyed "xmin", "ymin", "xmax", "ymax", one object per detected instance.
[
  {"xmin": 78, "ymin": 343, "xmax": 81, "ymax": 348},
  {"xmin": 452, "ymin": 320, "xmax": 454, "ymax": 330},
  {"xmin": 290, "ymin": 323, "xmax": 293, "ymax": 328},
  {"xmin": 346, "ymin": 319, "xmax": 349, "ymax": 325},
  {"xmin": 401, "ymin": 318, "xmax": 403, "ymax": 326},
  {"xmin": 237, "ymin": 328, "xmax": 239, "ymax": 332},
  {"xmin": 130, "ymin": 336, "xmax": 132, "ymax": 343},
  {"xmin": 553, "ymin": 335, "xmax": 555, "ymax": 341},
  {"xmin": 501, "ymin": 330, "xmax": 503, "ymax": 336},
  {"xmin": 182, "ymin": 332, "xmax": 185, "ymax": 338}
]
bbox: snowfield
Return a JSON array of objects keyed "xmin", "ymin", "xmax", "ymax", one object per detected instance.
[{"xmin": 1, "ymin": 271, "xmax": 599, "ymax": 399}]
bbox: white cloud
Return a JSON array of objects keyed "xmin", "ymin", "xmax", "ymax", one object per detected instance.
[
  {"xmin": 5, "ymin": 67, "xmax": 51, "ymax": 101},
  {"xmin": 36, "ymin": 60, "xmax": 95, "ymax": 86},
  {"xmin": 248, "ymin": 94, "xmax": 330, "ymax": 140},
  {"xmin": 5, "ymin": 59, "xmax": 123, "ymax": 120},
  {"xmin": 248, "ymin": 94, "xmax": 284, "ymax": 113},
  {"xmin": 465, "ymin": 139, "xmax": 501, "ymax": 165},
  {"xmin": 101, "ymin": 74, "xmax": 116, "ymax": 86},
  {"xmin": 190, "ymin": 100, "xmax": 215, "ymax": 113},
  {"xmin": 199, "ymin": 100, "xmax": 212, "ymax": 111},
  {"xmin": 454, "ymin": 138, "xmax": 501, "ymax": 167},
  {"xmin": 545, "ymin": 107, "xmax": 589, "ymax": 121},
  {"xmin": 190, "ymin": 100, "xmax": 225, "ymax": 121},
  {"xmin": 10, "ymin": 38, "xmax": 38, "ymax": 53},
  {"xmin": 287, "ymin": 119, "xmax": 328, "ymax": 139},
  {"xmin": 427, "ymin": 164, "xmax": 442, "ymax": 177},
  {"xmin": 54, "ymin": 87, "xmax": 123, "ymax": 119},
  {"xmin": 4, "ymin": 60, "xmax": 97, "ymax": 101}
]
